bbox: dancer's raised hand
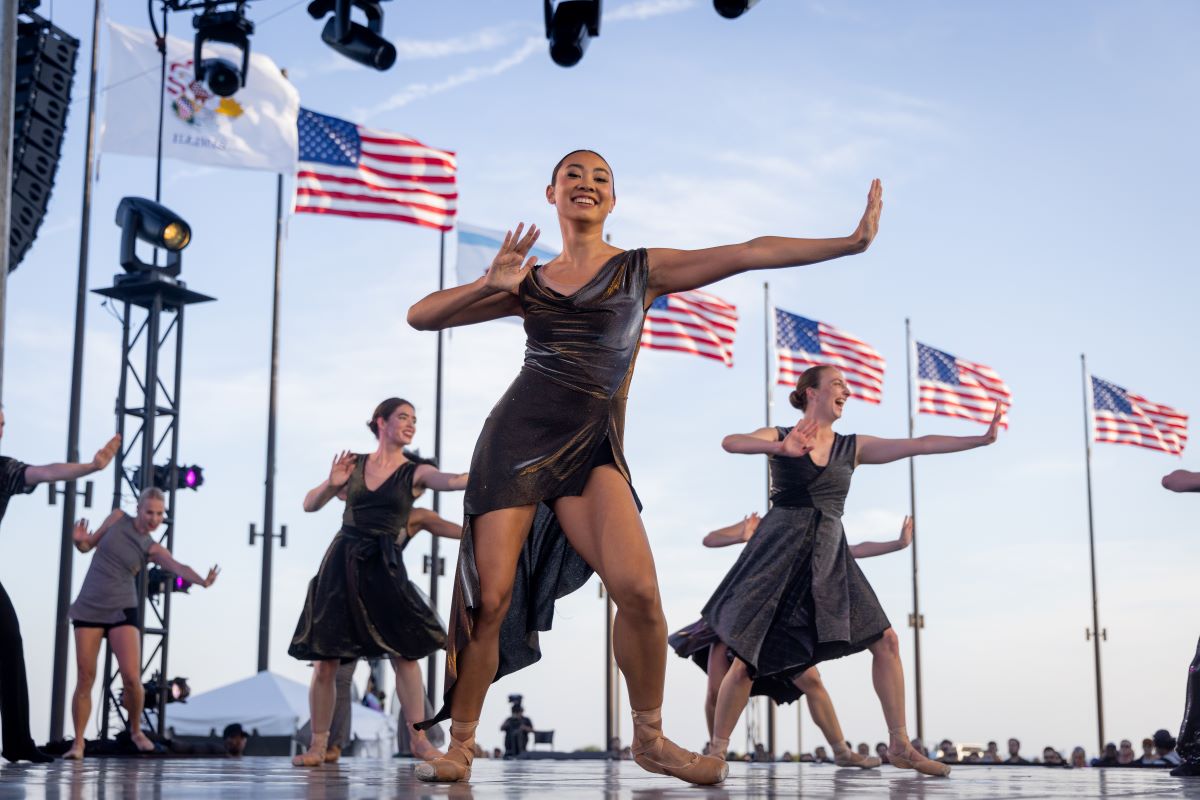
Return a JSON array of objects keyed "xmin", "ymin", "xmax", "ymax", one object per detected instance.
[
  {"xmin": 485, "ymin": 223, "xmax": 541, "ymax": 295},
  {"xmin": 851, "ymin": 179, "xmax": 883, "ymax": 253},
  {"xmin": 897, "ymin": 515, "xmax": 913, "ymax": 547},
  {"xmin": 328, "ymin": 451, "xmax": 356, "ymax": 488},
  {"xmin": 72, "ymin": 518, "xmax": 90, "ymax": 546},
  {"xmin": 202, "ymin": 565, "xmax": 220, "ymax": 588},
  {"xmin": 91, "ymin": 435, "xmax": 121, "ymax": 470},
  {"xmin": 778, "ymin": 418, "xmax": 819, "ymax": 458},
  {"xmin": 982, "ymin": 403, "xmax": 1005, "ymax": 444},
  {"xmin": 741, "ymin": 512, "xmax": 761, "ymax": 541}
]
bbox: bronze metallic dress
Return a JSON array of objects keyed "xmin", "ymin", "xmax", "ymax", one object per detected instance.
[
  {"xmin": 676, "ymin": 430, "xmax": 890, "ymax": 702},
  {"xmin": 419, "ymin": 249, "xmax": 648, "ymax": 729},
  {"xmin": 289, "ymin": 455, "xmax": 446, "ymax": 662}
]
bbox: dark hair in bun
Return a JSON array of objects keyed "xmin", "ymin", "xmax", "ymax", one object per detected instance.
[
  {"xmin": 788, "ymin": 366, "xmax": 834, "ymax": 411},
  {"xmin": 368, "ymin": 397, "xmax": 413, "ymax": 438}
]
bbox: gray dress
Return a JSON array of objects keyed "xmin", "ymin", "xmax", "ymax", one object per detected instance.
[{"xmin": 69, "ymin": 514, "xmax": 151, "ymax": 625}]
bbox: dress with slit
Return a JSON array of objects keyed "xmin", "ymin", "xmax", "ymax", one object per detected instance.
[
  {"xmin": 289, "ymin": 454, "xmax": 446, "ymax": 662},
  {"xmin": 688, "ymin": 429, "xmax": 890, "ymax": 701},
  {"xmin": 418, "ymin": 248, "xmax": 648, "ymax": 729}
]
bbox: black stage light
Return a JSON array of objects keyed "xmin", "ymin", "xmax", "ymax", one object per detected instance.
[
  {"xmin": 131, "ymin": 462, "xmax": 205, "ymax": 492},
  {"xmin": 307, "ymin": 0, "xmax": 396, "ymax": 71},
  {"xmin": 713, "ymin": 0, "xmax": 761, "ymax": 19},
  {"xmin": 544, "ymin": 0, "xmax": 600, "ymax": 68},
  {"xmin": 115, "ymin": 197, "xmax": 191, "ymax": 277},
  {"xmin": 193, "ymin": 4, "xmax": 254, "ymax": 96},
  {"xmin": 148, "ymin": 566, "xmax": 194, "ymax": 596}
]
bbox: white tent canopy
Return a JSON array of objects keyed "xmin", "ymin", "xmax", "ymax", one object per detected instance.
[{"xmin": 149, "ymin": 670, "xmax": 394, "ymax": 744}]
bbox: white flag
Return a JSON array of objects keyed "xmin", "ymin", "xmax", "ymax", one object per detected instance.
[
  {"xmin": 100, "ymin": 21, "xmax": 299, "ymax": 173},
  {"xmin": 456, "ymin": 222, "xmax": 558, "ymax": 285}
]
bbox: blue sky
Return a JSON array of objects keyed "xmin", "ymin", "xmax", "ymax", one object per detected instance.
[{"xmin": 3, "ymin": 0, "xmax": 1198, "ymax": 757}]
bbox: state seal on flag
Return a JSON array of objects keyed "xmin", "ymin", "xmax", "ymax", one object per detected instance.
[{"xmin": 167, "ymin": 59, "xmax": 243, "ymax": 127}]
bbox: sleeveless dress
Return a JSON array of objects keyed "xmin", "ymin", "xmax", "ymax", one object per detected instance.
[
  {"xmin": 420, "ymin": 249, "xmax": 648, "ymax": 729},
  {"xmin": 69, "ymin": 514, "xmax": 150, "ymax": 626},
  {"xmin": 289, "ymin": 455, "xmax": 446, "ymax": 662},
  {"xmin": 695, "ymin": 430, "xmax": 890, "ymax": 698}
]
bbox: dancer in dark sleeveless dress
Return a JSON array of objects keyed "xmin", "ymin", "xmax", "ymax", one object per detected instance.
[
  {"xmin": 1162, "ymin": 468, "xmax": 1200, "ymax": 777},
  {"xmin": 65, "ymin": 487, "xmax": 218, "ymax": 759},
  {"xmin": 670, "ymin": 513, "xmax": 912, "ymax": 766},
  {"xmin": 289, "ymin": 398, "xmax": 467, "ymax": 766},
  {"xmin": 705, "ymin": 366, "xmax": 1003, "ymax": 776},
  {"xmin": 407, "ymin": 149, "xmax": 882, "ymax": 784}
]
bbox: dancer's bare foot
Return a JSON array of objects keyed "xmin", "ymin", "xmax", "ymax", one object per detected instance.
[
  {"xmin": 887, "ymin": 728, "xmax": 950, "ymax": 777},
  {"xmin": 292, "ymin": 731, "xmax": 329, "ymax": 768},
  {"xmin": 130, "ymin": 732, "xmax": 157, "ymax": 754},
  {"xmin": 632, "ymin": 708, "xmax": 726, "ymax": 785},
  {"xmin": 63, "ymin": 744, "xmax": 85, "ymax": 761}
]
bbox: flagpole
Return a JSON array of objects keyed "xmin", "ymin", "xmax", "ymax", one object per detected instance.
[
  {"xmin": 50, "ymin": 0, "xmax": 104, "ymax": 739},
  {"xmin": 426, "ymin": 230, "xmax": 447, "ymax": 704},
  {"xmin": 905, "ymin": 318, "xmax": 925, "ymax": 742},
  {"xmin": 1080, "ymin": 353, "xmax": 1105, "ymax": 753},
  {"xmin": 761, "ymin": 281, "xmax": 776, "ymax": 756}
]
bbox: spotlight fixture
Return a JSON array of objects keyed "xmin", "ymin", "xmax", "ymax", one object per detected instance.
[
  {"xmin": 131, "ymin": 462, "xmax": 205, "ymax": 492},
  {"xmin": 140, "ymin": 674, "xmax": 192, "ymax": 710},
  {"xmin": 192, "ymin": 2, "xmax": 254, "ymax": 97},
  {"xmin": 148, "ymin": 566, "xmax": 194, "ymax": 596},
  {"xmin": 115, "ymin": 197, "xmax": 191, "ymax": 277},
  {"xmin": 307, "ymin": 0, "xmax": 396, "ymax": 71},
  {"xmin": 713, "ymin": 0, "xmax": 761, "ymax": 18},
  {"xmin": 544, "ymin": 0, "xmax": 600, "ymax": 67}
]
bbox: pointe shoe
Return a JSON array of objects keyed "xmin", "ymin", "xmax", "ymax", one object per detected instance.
[
  {"xmin": 292, "ymin": 731, "xmax": 330, "ymax": 768},
  {"xmin": 631, "ymin": 708, "xmax": 727, "ymax": 785},
  {"xmin": 323, "ymin": 744, "xmax": 341, "ymax": 764},
  {"xmin": 414, "ymin": 720, "xmax": 477, "ymax": 782},
  {"xmin": 410, "ymin": 730, "xmax": 446, "ymax": 762},
  {"xmin": 887, "ymin": 729, "xmax": 950, "ymax": 777},
  {"xmin": 834, "ymin": 749, "xmax": 881, "ymax": 769},
  {"xmin": 707, "ymin": 736, "xmax": 730, "ymax": 762}
]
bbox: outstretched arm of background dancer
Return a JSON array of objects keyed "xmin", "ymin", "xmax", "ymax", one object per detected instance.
[
  {"xmin": 413, "ymin": 464, "xmax": 468, "ymax": 492},
  {"xmin": 645, "ymin": 181, "xmax": 881, "ymax": 298},
  {"xmin": 148, "ymin": 544, "xmax": 219, "ymax": 588},
  {"xmin": 71, "ymin": 509, "xmax": 124, "ymax": 553},
  {"xmin": 702, "ymin": 513, "xmax": 760, "ymax": 547},
  {"xmin": 408, "ymin": 507, "xmax": 464, "ymax": 539},
  {"xmin": 856, "ymin": 404, "xmax": 1003, "ymax": 466},
  {"xmin": 23, "ymin": 435, "xmax": 120, "ymax": 486},
  {"xmin": 722, "ymin": 419, "xmax": 818, "ymax": 457},
  {"xmin": 303, "ymin": 451, "xmax": 356, "ymax": 512},
  {"xmin": 407, "ymin": 225, "xmax": 539, "ymax": 330},
  {"xmin": 848, "ymin": 516, "xmax": 912, "ymax": 559},
  {"xmin": 1162, "ymin": 470, "xmax": 1200, "ymax": 492}
]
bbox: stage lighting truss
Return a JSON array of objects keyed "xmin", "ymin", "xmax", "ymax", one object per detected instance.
[
  {"xmin": 544, "ymin": 0, "xmax": 601, "ymax": 68},
  {"xmin": 165, "ymin": 1, "xmax": 255, "ymax": 97},
  {"xmin": 307, "ymin": 0, "xmax": 397, "ymax": 71},
  {"xmin": 713, "ymin": 0, "xmax": 762, "ymax": 18},
  {"xmin": 115, "ymin": 196, "xmax": 191, "ymax": 279}
]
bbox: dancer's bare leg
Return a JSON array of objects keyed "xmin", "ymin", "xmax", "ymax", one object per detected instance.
[
  {"xmin": 795, "ymin": 668, "xmax": 878, "ymax": 767},
  {"xmin": 392, "ymin": 656, "xmax": 442, "ymax": 760},
  {"xmin": 709, "ymin": 657, "xmax": 753, "ymax": 757},
  {"xmin": 293, "ymin": 659, "xmax": 338, "ymax": 766},
  {"xmin": 65, "ymin": 628, "xmax": 104, "ymax": 759},
  {"xmin": 109, "ymin": 626, "xmax": 153, "ymax": 752},
  {"xmin": 555, "ymin": 465, "xmax": 725, "ymax": 784},
  {"xmin": 417, "ymin": 505, "xmax": 534, "ymax": 782},
  {"xmin": 869, "ymin": 629, "xmax": 948, "ymax": 776},
  {"xmin": 704, "ymin": 643, "xmax": 732, "ymax": 742}
]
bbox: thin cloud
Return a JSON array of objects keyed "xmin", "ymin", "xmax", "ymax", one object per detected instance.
[{"xmin": 607, "ymin": 0, "xmax": 697, "ymax": 22}]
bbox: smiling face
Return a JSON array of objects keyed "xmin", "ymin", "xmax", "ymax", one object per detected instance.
[
  {"xmin": 546, "ymin": 150, "xmax": 616, "ymax": 222},
  {"xmin": 137, "ymin": 497, "xmax": 165, "ymax": 533},
  {"xmin": 377, "ymin": 403, "xmax": 417, "ymax": 448},
  {"xmin": 805, "ymin": 368, "xmax": 851, "ymax": 421}
]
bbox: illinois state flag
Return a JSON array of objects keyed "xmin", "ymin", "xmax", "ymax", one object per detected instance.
[{"xmin": 100, "ymin": 21, "xmax": 299, "ymax": 173}]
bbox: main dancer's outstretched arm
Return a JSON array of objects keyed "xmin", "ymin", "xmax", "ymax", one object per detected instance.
[
  {"xmin": 303, "ymin": 451, "xmax": 356, "ymax": 512},
  {"xmin": 646, "ymin": 180, "xmax": 881, "ymax": 298},
  {"xmin": 848, "ymin": 516, "xmax": 912, "ymax": 559},
  {"xmin": 23, "ymin": 435, "xmax": 120, "ymax": 486},
  {"xmin": 702, "ymin": 513, "xmax": 760, "ymax": 547},
  {"xmin": 1163, "ymin": 470, "xmax": 1200, "ymax": 493},
  {"xmin": 407, "ymin": 225, "xmax": 539, "ymax": 330},
  {"xmin": 408, "ymin": 507, "xmax": 464, "ymax": 540},
  {"xmin": 856, "ymin": 404, "xmax": 1004, "ymax": 466},
  {"xmin": 72, "ymin": 509, "xmax": 124, "ymax": 553},
  {"xmin": 147, "ymin": 544, "xmax": 219, "ymax": 588}
]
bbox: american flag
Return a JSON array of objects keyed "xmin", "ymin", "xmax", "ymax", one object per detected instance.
[
  {"xmin": 774, "ymin": 309, "xmax": 885, "ymax": 403},
  {"xmin": 916, "ymin": 342, "xmax": 1011, "ymax": 426},
  {"xmin": 641, "ymin": 291, "xmax": 739, "ymax": 366},
  {"xmin": 294, "ymin": 108, "xmax": 457, "ymax": 231},
  {"xmin": 1091, "ymin": 376, "xmax": 1187, "ymax": 455}
]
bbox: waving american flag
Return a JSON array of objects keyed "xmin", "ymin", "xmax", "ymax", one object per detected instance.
[
  {"xmin": 774, "ymin": 308, "xmax": 885, "ymax": 403},
  {"xmin": 1091, "ymin": 376, "xmax": 1187, "ymax": 455},
  {"xmin": 916, "ymin": 342, "xmax": 1011, "ymax": 426},
  {"xmin": 641, "ymin": 291, "xmax": 739, "ymax": 366}
]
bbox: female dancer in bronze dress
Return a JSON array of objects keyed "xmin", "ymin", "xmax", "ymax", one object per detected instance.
[
  {"xmin": 671, "ymin": 513, "xmax": 912, "ymax": 766},
  {"xmin": 289, "ymin": 398, "xmax": 467, "ymax": 766},
  {"xmin": 705, "ymin": 366, "xmax": 1003, "ymax": 777},
  {"xmin": 407, "ymin": 150, "xmax": 882, "ymax": 784}
]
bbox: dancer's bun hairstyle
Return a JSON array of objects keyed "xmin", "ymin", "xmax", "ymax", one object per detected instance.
[
  {"xmin": 368, "ymin": 397, "xmax": 413, "ymax": 438},
  {"xmin": 789, "ymin": 366, "xmax": 832, "ymax": 411}
]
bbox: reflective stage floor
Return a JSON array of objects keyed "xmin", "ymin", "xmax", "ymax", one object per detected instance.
[{"xmin": 1, "ymin": 757, "xmax": 1197, "ymax": 799}]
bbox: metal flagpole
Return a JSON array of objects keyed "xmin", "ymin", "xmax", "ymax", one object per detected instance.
[
  {"xmin": 1080, "ymin": 353, "xmax": 1106, "ymax": 752},
  {"xmin": 426, "ymin": 230, "xmax": 446, "ymax": 703},
  {"xmin": 50, "ymin": 0, "xmax": 104, "ymax": 739},
  {"xmin": 905, "ymin": 318, "xmax": 925, "ymax": 742},
  {"xmin": 762, "ymin": 282, "xmax": 776, "ymax": 756}
]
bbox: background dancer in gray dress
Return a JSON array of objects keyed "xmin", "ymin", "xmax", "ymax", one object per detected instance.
[
  {"xmin": 705, "ymin": 366, "xmax": 1002, "ymax": 777},
  {"xmin": 65, "ymin": 487, "xmax": 218, "ymax": 759}
]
